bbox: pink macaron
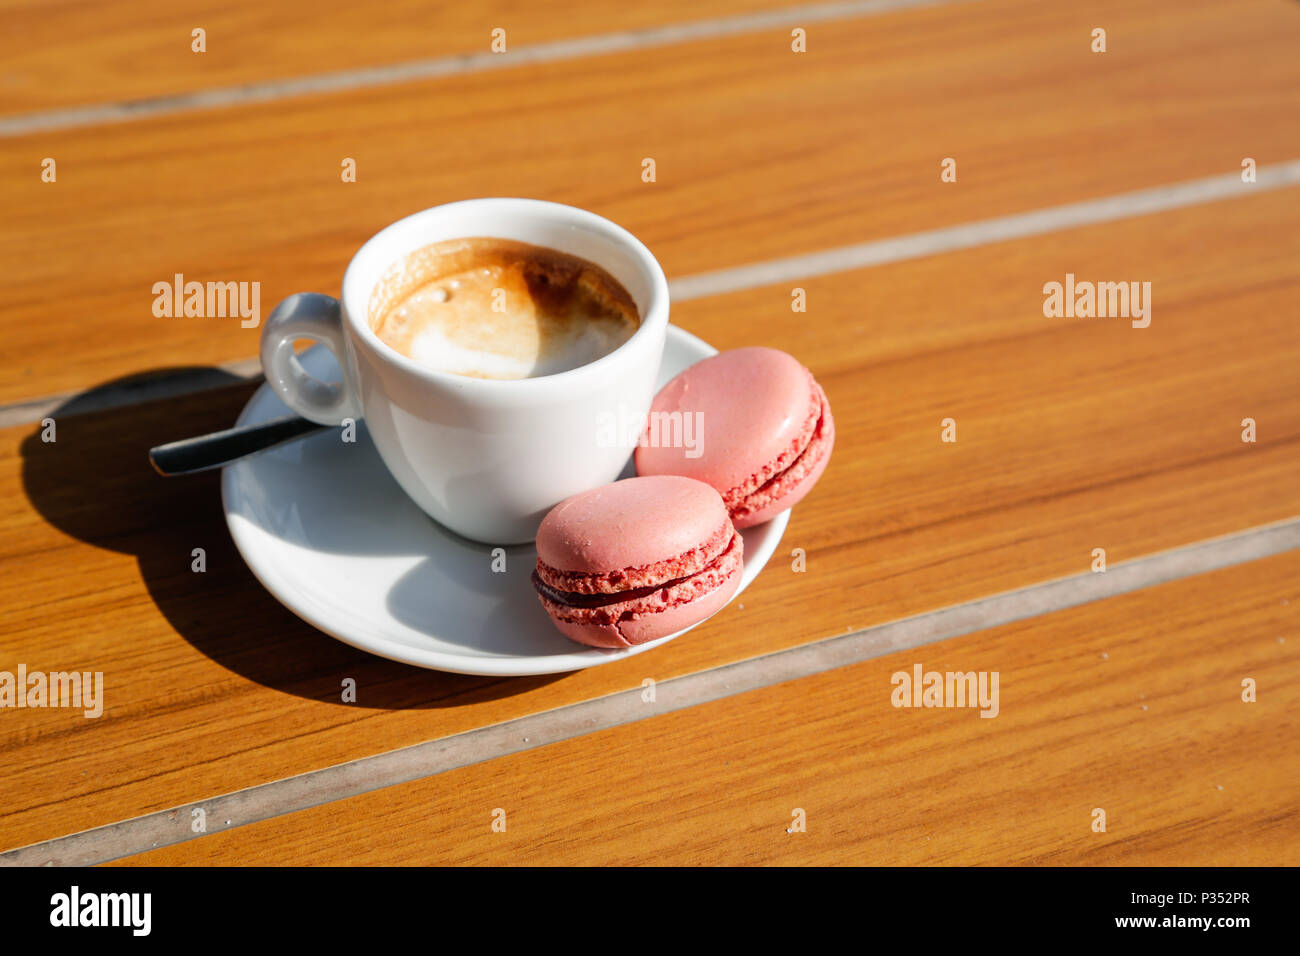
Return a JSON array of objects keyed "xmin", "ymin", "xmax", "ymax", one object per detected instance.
[
  {"xmin": 532, "ymin": 475, "xmax": 743, "ymax": 648},
  {"xmin": 635, "ymin": 347, "xmax": 834, "ymax": 528}
]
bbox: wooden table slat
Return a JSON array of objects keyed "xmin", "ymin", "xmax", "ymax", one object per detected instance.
[
  {"xmin": 0, "ymin": 0, "xmax": 802, "ymax": 116},
  {"xmin": 110, "ymin": 549, "xmax": 1300, "ymax": 865},
  {"xmin": 3, "ymin": 0, "xmax": 1299, "ymax": 404}
]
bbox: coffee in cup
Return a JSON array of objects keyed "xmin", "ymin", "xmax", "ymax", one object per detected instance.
[{"xmin": 368, "ymin": 237, "xmax": 640, "ymax": 380}]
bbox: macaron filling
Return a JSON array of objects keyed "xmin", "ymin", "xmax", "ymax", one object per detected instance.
[
  {"xmin": 726, "ymin": 380, "xmax": 833, "ymax": 520},
  {"xmin": 532, "ymin": 530, "xmax": 743, "ymax": 628},
  {"xmin": 534, "ymin": 519, "xmax": 734, "ymax": 595}
]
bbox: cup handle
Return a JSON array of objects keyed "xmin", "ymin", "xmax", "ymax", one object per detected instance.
[{"xmin": 259, "ymin": 292, "xmax": 363, "ymax": 426}]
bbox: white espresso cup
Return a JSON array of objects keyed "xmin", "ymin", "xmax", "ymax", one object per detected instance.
[{"xmin": 259, "ymin": 198, "xmax": 670, "ymax": 544}]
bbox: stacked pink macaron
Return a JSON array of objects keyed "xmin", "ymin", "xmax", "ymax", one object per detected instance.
[
  {"xmin": 532, "ymin": 347, "xmax": 832, "ymax": 649},
  {"xmin": 532, "ymin": 475, "xmax": 743, "ymax": 648},
  {"xmin": 635, "ymin": 346, "xmax": 835, "ymax": 528}
]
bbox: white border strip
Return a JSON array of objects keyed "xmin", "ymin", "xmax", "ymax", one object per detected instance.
[
  {"xmin": 3, "ymin": 517, "xmax": 1297, "ymax": 866},
  {"xmin": 669, "ymin": 161, "xmax": 1300, "ymax": 300},
  {"xmin": 0, "ymin": 359, "xmax": 263, "ymax": 430},
  {"xmin": 0, "ymin": 0, "xmax": 975, "ymax": 138}
]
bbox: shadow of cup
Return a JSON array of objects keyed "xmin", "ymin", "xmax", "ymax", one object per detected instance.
[{"xmin": 18, "ymin": 367, "xmax": 567, "ymax": 710}]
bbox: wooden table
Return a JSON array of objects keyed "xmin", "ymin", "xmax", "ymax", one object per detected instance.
[{"xmin": 1, "ymin": 0, "xmax": 1297, "ymax": 866}]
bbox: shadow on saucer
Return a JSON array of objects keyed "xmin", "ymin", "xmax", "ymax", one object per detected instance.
[{"xmin": 18, "ymin": 368, "xmax": 568, "ymax": 710}]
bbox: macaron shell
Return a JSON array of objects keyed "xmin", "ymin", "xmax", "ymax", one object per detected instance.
[
  {"xmin": 535, "ymin": 528, "xmax": 740, "ymax": 616},
  {"xmin": 634, "ymin": 347, "xmax": 815, "ymax": 499},
  {"xmin": 548, "ymin": 556, "xmax": 742, "ymax": 648},
  {"xmin": 731, "ymin": 381, "xmax": 835, "ymax": 528},
  {"xmin": 536, "ymin": 520, "xmax": 731, "ymax": 594},
  {"xmin": 536, "ymin": 475, "xmax": 731, "ymax": 575}
]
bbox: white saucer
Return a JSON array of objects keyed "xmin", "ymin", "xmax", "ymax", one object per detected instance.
[{"xmin": 222, "ymin": 325, "xmax": 790, "ymax": 676}]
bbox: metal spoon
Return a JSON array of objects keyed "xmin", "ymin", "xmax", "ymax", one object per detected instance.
[{"xmin": 149, "ymin": 415, "xmax": 330, "ymax": 476}]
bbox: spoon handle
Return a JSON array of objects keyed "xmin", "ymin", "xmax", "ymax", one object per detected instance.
[{"xmin": 149, "ymin": 415, "xmax": 331, "ymax": 476}]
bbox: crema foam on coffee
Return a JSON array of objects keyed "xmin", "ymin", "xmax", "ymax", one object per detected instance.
[{"xmin": 369, "ymin": 237, "xmax": 640, "ymax": 379}]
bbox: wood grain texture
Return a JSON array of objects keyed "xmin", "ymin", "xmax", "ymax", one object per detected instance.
[
  {"xmin": 2, "ymin": 193, "xmax": 1297, "ymax": 854},
  {"xmin": 108, "ymin": 549, "xmax": 1300, "ymax": 865},
  {"xmin": 3, "ymin": 0, "xmax": 1299, "ymax": 404},
  {"xmin": 0, "ymin": 0, "xmax": 800, "ymax": 115}
]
